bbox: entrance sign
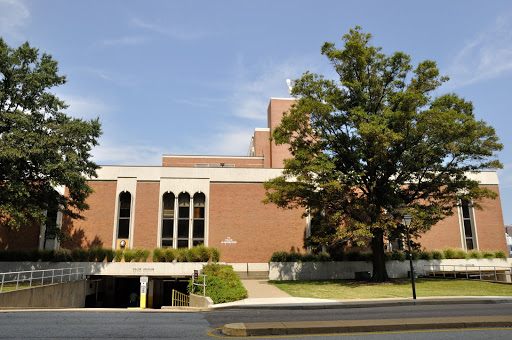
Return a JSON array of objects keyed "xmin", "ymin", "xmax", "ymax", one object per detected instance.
[{"xmin": 140, "ymin": 276, "xmax": 148, "ymax": 309}]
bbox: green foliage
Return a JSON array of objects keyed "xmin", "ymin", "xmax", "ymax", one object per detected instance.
[
  {"xmin": 0, "ymin": 38, "xmax": 102, "ymax": 231},
  {"xmin": 176, "ymin": 248, "xmax": 188, "ymax": 262},
  {"xmin": 431, "ymin": 250, "xmax": 444, "ymax": 260},
  {"xmin": 152, "ymin": 246, "xmax": 220, "ymax": 263},
  {"xmin": 454, "ymin": 250, "xmax": 468, "ymax": 259},
  {"xmin": 419, "ymin": 251, "xmax": 433, "ymax": 260},
  {"xmin": 481, "ymin": 250, "xmax": 495, "ymax": 259},
  {"xmin": 164, "ymin": 248, "xmax": 177, "ymax": 262},
  {"xmin": 52, "ymin": 248, "xmax": 72, "ymax": 262},
  {"xmin": 39, "ymin": 250, "xmax": 54, "ymax": 262},
  {"xmin": 468, "ymin": 250, "xmax": 483, "ymax": 259},
  {"xmin": 443, "ymin": 248, "xmax": 456, "ymax": 259},
  {"xmin": 105, "ymin": 249, "xmax": 114, "ymax": 262},
  {"xmin": 71, "ymin": 248, "xmax": 89, "ymax": 262},
  {"xmin": 123, "ymin": 249, "xmax": 135, "ymax": 262},
  {"xmin": 316, "ymin": 252, "xmax": 331, "ymax": 262},
  {"xmin": 262, "ymin": 26, "xmax": 502, "ymax": 281},
  {"xmin": 188, "ymin": 263, "xmax": 248, "ymax": 304},
  {"xmin": 152, "ymin": 248, "xmax": 164, "ymax": 262},
  {"xmin": 114, "ymin": 250, "xmax": 124, "ymax": 262},
  {"xmin": 494, "ymin": 250, "xmax": 507, "ymax": 259},
  {"xmin": 185, "ymin": 247, "xmax": 201, "ymax": 262},
  {"xmin": 133, "ymin": 249, "xmax": 150, "ymax": 262},
  {"xmin": 269, "ymin": 251, "xmax": 289, "ymax": 262},
  {"xmin": 391, "ymin": 251, "xmax": 406, "ymax": 261}
]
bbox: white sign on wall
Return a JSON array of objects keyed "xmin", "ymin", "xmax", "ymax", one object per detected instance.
[{"xmin": 221, "ymin": 237, "xmax": 237, "ymax": 244}]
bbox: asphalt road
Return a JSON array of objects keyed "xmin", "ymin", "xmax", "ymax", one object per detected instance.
[{"xmin": 0, "ymin": 303, "xmax": 510, "ymax": 339}]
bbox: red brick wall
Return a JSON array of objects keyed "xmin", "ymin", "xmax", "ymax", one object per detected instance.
[
  {"xmin": 209, "ymin": 183, "xmax": 306, "ymax": 263},
  {"xmin": 418, "ymin": 186, "xmax": 507, "ymax": 252},
  {"xmin": 268, "ymin": 99, "xmax": 296, "ymax": 168},
  {"xmin": 61, "ymin": 181, "xmax": 117, "ymax": 249},
  {"xmin": 254, "ymin": 130, "xmax": 271, "ymax": 168},
  {"xmin": 0, "ymin": 222, "xmax": 40, "ymax": 250},
  {"xmin": 162, "ymin": 157, "xmax": 264, "ymax": 168},
  {"xmin": 132, "ymin": 182, "xmax": 160, "ymax": 249}
]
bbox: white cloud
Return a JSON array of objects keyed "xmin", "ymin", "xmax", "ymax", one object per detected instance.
[
  {"xmin": 101, "ymin": 36, "xmax": 146, "ymax": 46},
  {"xmin": 229, "ymin": 56, "xmax": 318, "ymax": 120},
  {"xmin": 91, "ymin": 141, "xmax": 164, "ymax": 166},
  {"xmin": 59, "ymin": 94, "xmax": 114, "ymax": 119},
  {"xmin": 0, "ymin": 0, "xmax": 29, "ymax": 40},
  {"xmin": 447, "ymin": 12, "xmax": 512, "ymax": 87},
  {"xmin": 131, "ymin": 18, "xmax": 205, "ymax": 40},
  {"xmin": 203, "ymin": 126, "xmax": 254, "ymax": 156},
  {"xmin": 86, "ymin": 68, "xmax": 137, "ymax": 87}
]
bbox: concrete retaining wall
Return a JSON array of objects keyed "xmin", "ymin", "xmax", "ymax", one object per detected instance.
[
  {"xmin": 189, "ymin": 293, "xmax": 213, "ymax": 308},
  {"xmin": 269, "ymin": 259, "xmax": 512, "ymax": 280},
  {"xmin": 0, "ymin": 262, "xmax": 268, "ymax": 277},
  {"xmin": 0, "ymin": 280, "xmax": 86, "ymax": 308}
]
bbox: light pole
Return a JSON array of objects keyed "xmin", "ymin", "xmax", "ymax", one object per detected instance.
[{"xmin": 402, "ymin": 214, "xmax": 416, "ymax": 299}]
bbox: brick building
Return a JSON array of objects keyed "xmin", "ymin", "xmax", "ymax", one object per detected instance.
[{"xmin": 1, "ymin": 98, "xmax": 508, "ymax": 262}]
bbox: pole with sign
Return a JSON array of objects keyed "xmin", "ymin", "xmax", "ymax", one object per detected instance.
[{"xmin": 140, "ymin": 276, "xmax": 148, "ymax": 309}]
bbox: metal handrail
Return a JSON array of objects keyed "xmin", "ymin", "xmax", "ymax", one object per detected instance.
[
  {"xmin": 423, "ymin": 264, "xmax": 512, "ymax": 283},
  {"xmin": 0, "ymin": 267, "xmax": 85, "ymax": 292}
]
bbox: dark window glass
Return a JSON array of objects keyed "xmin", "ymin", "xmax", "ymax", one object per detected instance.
[
  {"xmin": 118, "ymin": 219, "xmax": 130, "ymax": 238},
  {"xmin": 178, "ymin": 193, "xmax": 190, "ymax": 218},
  {"xmin": 162, "ymin": 192, "xmax": 175, "ymax": 218},
  {"xmin": 464, "ymin": 220, "xmax": 473, "ymax": 237},
  {"xmin": 466, "ymin": 238, "xmax": 474, "ymax": 250},
  {"xmin": 193, "ymin": 220, "xmax": 204, "ymax": 238},
  {"xmin": 193, "ymin": 240, "xmax": 204, "ymax": 246},
  {"xmin": 178, "ymin": 219, "xmax": 189, "ymax": 238},
  {"xmin": 118, "ymin": 192, "xmax": 131, "ymax": 238},
  {"xmin": 177, "ymin": 240, "xmax": 188, "ymax": 248},
  {"xmin": 462, "ymin": 201, "xmax": 470, "ymax": 219},
  {"xmin": 162, "ymin": 219, "xmax": 173, "ymax": 238},
  {"xmin": 162, "ymin": 240, "xmax": 173, "ymax": 248}
]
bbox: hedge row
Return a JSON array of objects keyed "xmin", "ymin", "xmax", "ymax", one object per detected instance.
[
  {"xmin": 188, "ymin": 263, "xmax": 248, "ymax": 304},
  {"xmin": 0, "ymin": 246, "xmax": 221, "ymax": 263},
  {"xmin": 269, "ymin": 248, "xmax": 508, "ymax": 263}
]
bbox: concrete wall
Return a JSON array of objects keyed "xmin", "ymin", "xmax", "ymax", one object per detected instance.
[
  {"xmin": 269, "ymin": 258, "xmax": 512, "ymax": 280},
  {"xmin": 189, "ymin": 293, "xmax": 213, "ymax": 308},
  {"xmin": 0, "ymin": 280, "xmax": 86, "ymax": 308}
]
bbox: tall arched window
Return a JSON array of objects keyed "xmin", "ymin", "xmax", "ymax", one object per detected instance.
[
  {"xmin": 162, "ymin": 192, "xmax": 175, "ymax": 247},
  {"xmin": 118, "ymin": 192, "xmax": 131, "ymax": 239},
  {"xmin": 177, "ymin": 192, "xmax": 190, "ymax": 248},
  {"xmin": 193, "ymin": 193, "xmax": 205, "ymax": 246},
  {"xmin": 461, "ymin": 200, "xmax": 477, "ymax": 250}
]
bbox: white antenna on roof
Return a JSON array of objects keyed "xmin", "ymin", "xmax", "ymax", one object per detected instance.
[{"xmin": 286, "ymin": 79, "xmax": 292, "ymax": 95}]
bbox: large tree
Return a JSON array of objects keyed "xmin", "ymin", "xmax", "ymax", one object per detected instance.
[
  {"xmin": 263, "ymin": 27, "xmax": 502, "ymax": 281},
  {"xmin": 0, "ymin": 38, "xmax": 101, "ymax": 233}
]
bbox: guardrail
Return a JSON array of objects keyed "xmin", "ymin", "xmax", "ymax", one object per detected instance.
[
  {"xmin": 171, "ymin": 289, "xmax": 189, "ymax": 307},
  {"xmin": 423, "ymin": 264, "xmax": 512, "ymax": 283},
  {"xmin": 0, "ymin": 267, "xmax": 85, "ymax": 293}
]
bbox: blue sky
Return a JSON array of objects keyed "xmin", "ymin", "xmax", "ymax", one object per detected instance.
[{"xmin": 1, "ymin": 0, "xmax": 511, "ymax": 224}]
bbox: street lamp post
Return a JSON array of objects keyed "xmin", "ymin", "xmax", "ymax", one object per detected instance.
[{"xmin": 402, "ymin": 214, "xmax": 416, "ymax": 300}]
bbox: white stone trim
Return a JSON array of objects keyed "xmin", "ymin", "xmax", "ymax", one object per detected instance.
[{"xmin": 113, "ymin": 178, "xmax": 137, "ymax": 249}]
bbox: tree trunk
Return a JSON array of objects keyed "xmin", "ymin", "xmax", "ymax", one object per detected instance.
[{"xmin": 371, "ymin": 228, "xmax": 389, "ymax": 282}]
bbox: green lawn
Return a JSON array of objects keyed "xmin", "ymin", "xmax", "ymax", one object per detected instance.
[
  {"xmin": 270, "ymin": 278, "xmax": 512, "ymax": 299},
  {"xmin": 1, "ymin": 282, "xmax": 38, "ymax": 293}
]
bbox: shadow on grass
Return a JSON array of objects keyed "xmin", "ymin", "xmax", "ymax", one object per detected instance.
[{"xmin": 270, "ymin": 278, "xmax": 448, "ymax": 289}]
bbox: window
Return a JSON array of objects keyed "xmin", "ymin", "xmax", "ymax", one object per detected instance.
[
  {"xmin": 161, "ymin": 192, "xmax": 175, "ymax": 248},
  {"xmin": 193, "ymin": 193, "xmax": 205, "ymax": 246},
  {"xmin": 118, "ymin": 192, "xmax": 131, "ymax": 239},
  {"xmin": 460, "ymin": 200, "xmax": 477, "ymax": 250},
  {"xmin": 161, "ymin": 191, "xmax": 207, "ymax": 248},
  {"xmin": 177, "ymin": 192, "xmax": 190, "ymax": 248}
]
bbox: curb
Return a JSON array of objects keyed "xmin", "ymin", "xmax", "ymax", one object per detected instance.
[
  {"xmin": 212, "ymin": 297, "xmax": 512, "ymax": 310},
  {"xmin": 222, "ymin": 316, "xmax": 512, "ymax": 336}
]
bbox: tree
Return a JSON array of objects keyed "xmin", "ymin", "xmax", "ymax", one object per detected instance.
[
  {"xmin": 263, "ymin": 27, "xmax": 502, "ymax": 281},
  {"xmin": 0, "ymin": 38, "xmax": 101, "ymax": 234}
]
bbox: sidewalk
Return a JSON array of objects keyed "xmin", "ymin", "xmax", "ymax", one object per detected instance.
[{"xmin": 218, "ymin": 279, "xmax": 512, "ymax": 335}]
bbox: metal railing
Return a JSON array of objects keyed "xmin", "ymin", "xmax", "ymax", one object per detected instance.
[
  {"xmin": 0, "ymin": 267, "xmax": 85, "ymax": 293},
  {"xmin": 171, "ymin": 289, "xmax": 189, "ymax": 307},
  {"xmin": 423, "ymin": 264, "xmax": 512, "ymax": 283}
]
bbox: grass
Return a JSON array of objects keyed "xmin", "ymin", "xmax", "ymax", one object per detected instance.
[
  {"xmin": 0, "ymin": 282, "xmax": 35, "ymax": 292},
  {"xmin": 269, "ymin": 278, "xmax": 512, "ymax": 299}
]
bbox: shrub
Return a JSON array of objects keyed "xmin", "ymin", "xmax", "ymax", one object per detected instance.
[
  {"xmin": 287, "ymin": 252, "xmax": 303, "ymax": 262},
  {"xmin": 411, "ymin": 251, "xmax": 421, "ymax": 260},
  {"xmin": 468, "ymin": 250, "xmax": 482, "ymax": 259},
  {"xmin": 443, "ymin": 248, "xmax": 456, "ymax": 259},
  {"xmin": 133, "ymin": 248, "xmax": 150, "ymax": 262},
  {"xmin": 431, "ymin": 250, "xmax": 444, "ymax": 260},
  {"xmin": 89, "ymin": 246, "xmax": 107, "ymax": 262},
  {"xmin": 176, "ymin": 248, "xmax": 188, "ymax": 262},
  {"xmin": 494, "ymin": 250, "xmax": 507, "ymax": 259},
  {"xmin": 71, "ymin": 248, "xmax": 89, "ymax": 262},
  {"xmin": 52, "ymin": 249, "xmax": 72, "ymax": 262},
  {"xmin": 164, "ymin": 248, "xmax": 177, "ymax": 262},
  {"xmin": 345, "ymin": 251, "xmax": 362, "ymax": 261},
  {"xmin": 302, "ymin": 253, "xmax": 316, "ymax": 262},
  {"xmin": 39, "ymin": 249, "xmax": 55, "ymax": 262},
  {"xmin": 114, "ymin": 249, "xmax": 124, "ymax": 262},
  {"xmin": 153, "ymin": 248, "xmax": 165, "ymax": 262},
  {"xmin": 269, "ymin": 251, "xmax": 288, "ymax": 262},
  {"xmin": 185, "ymin": 247, "xmax": 202, "ymax": 262},
  {"xmin": 391, "ymin": 251, "xmax": 406, "ymax": 261},
  {"xmin": 419, "ymin": 251, "xmax": 433, "ymax": 260},
  {"xmin": 123, "ymin": 249, "xmax": 136, "ymax": 262},
  {"xmin": 481, "ymin": 250, "xmax": 495, "ymax": 259},
  {"xmin": 454, "ymin": 249, "xmax": 467, "ymax": 259},
  {"xmin": 316, "ymin": 252, "xmax": 331, "ymax": 262},
  {"xmin": 196, "ymin": 245, "xmax": 211, "ymax": 262},
  {"xmin": 189, "ymin": 263, "xmax": 248, "ymax": 304},
  {"xmin": 210, "ymin": 247, "xmax": 221, "ymax": 262},
  {"xmin": 105, "ymin": 249, "xmax": 115, "ymax": 262}
]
